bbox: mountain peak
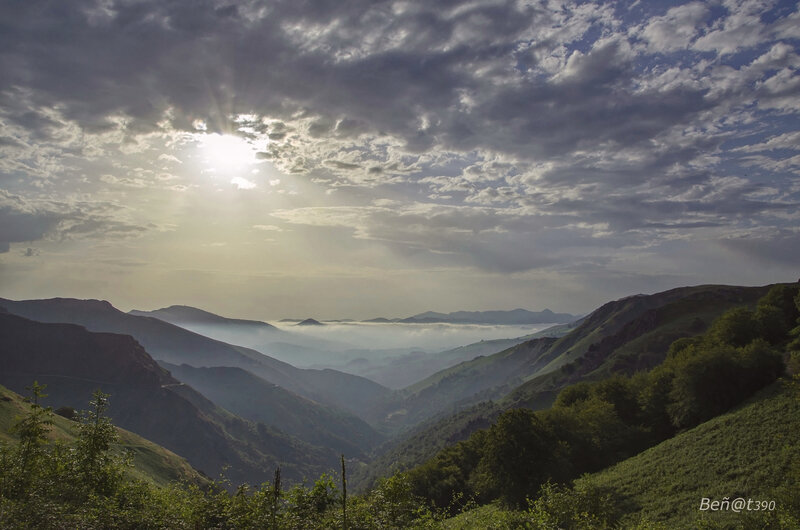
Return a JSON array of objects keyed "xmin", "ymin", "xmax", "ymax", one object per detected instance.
[{"xmin": 296, "ymin": 318, "xmax": 324, "ymax": 326}]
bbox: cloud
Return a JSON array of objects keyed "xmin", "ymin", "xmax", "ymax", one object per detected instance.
[
  {"xmin": 639, "ymin": 2, "xmax": 710, "ymax": 52},
  {"xmin": 230, "ymin": 177, "xmax": 257, "ymax": 190},
  {"xmin": 719, "ymin": 229, "xmax": 800, "ymax": 267},
  {"xmin": 253, "ymin": 224, "xmax": 282, "ymax": 232},
  {"xmin": 1, "ymin": 0, "xmax": 799, "ymax": 306},
  {"xmin": 0, "ymin": 190, "xmax": 147, "ymax": 252}
]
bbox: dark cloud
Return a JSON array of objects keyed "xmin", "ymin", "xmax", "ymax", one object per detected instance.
[
  {"xmin": 719, "ymin": 230, "xmax": 800, "ymax": 267},
  {"xmin": 1, "ymin": 0, "xmax": 798, "ymax": 290},
  {"xmin": 0, "ymin": 190, "xmax": 146, "ymax": 252},
  {"xmin": 0, "ymin": 0, "xmax": 733, "ymax": 160}
]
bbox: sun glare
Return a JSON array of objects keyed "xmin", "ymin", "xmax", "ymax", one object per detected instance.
[{"xmin": 199, "ymin": 133, "xmax": 257, "ymax": 175}]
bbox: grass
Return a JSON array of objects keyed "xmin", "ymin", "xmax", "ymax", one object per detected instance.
[
  {"xmin": 575, "ymin": 380, "xmax": 800, "ymax": 528},
  {"xmin": 441, "ymin": 379, "xmax": 799, "ymax": 529},
  {"xmin": 0, "ymin": 384, "xmax": 206, "ymax": 487}
]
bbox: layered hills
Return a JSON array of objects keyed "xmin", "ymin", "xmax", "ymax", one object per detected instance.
[
  {"xmin": 0, "ymin": 312, "xmax": 334, "ymax": 487},
  {"xmin": 0, "ymin": 297, "xmax": 389, "ymax": 420},
  {"xmin": 130, "ymin": 305, "xmax": 280, "ymax": 331},
  {"xmin": 160, "ymin": 362, "xmax": 384, "ymax": 458},
  {"xmin": 354, "ymin": 283, "xmax": 774, "ymax": 488}
]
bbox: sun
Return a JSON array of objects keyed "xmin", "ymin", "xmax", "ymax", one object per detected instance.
[{"xmin": 199, "ymin": 133, "xmax": 257, "ymax": 174}]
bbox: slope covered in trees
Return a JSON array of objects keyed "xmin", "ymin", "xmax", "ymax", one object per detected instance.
[
  {"xmin": 354, "ymin": 283, "xmax": 774, "ymax": 489},
  {"xmin": 1, "ymin": 282, "xmax": 798, "ymax": 528},
  {"xmin": 396, "ymin": 283, "xmax": 799, "ymax": 516}
]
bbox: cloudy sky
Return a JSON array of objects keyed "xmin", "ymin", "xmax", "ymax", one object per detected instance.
[{"xmin": 1, "ymin": 0, "xmax": 798, "ymax": 320}]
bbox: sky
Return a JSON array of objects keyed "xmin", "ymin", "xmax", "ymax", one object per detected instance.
[{"xmin": 0, "ymin": 0, "xmax": 798, "ymax": 320}]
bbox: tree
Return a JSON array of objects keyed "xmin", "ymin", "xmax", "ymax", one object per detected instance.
[
  {"xmin": 73, "ymin": 390, "xmax": 126, "ymax": 498},
  {"xmin": 479, "ymin": 408, "xmax": 566, "ymax": 508},
  {"xmin": 706, "ymin": 307, "xmax": 760, "ymax": 347}
]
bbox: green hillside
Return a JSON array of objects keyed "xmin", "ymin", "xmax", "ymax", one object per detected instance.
[
  {"xmin": 575, "ymin": 381, "xmax": 800, "ymax": 528},
  {"xmin": 161, "ymin": 362, "xmax": 385, "ymax": 458},
  {"xmin": 355, "ymin": 284, "xmax": 773, "ymax": 490},
  {"xmin": 0, "ymin": 384, "xmax": 205, "ymax": 487},
  {"xmin": 374, "ymin": 285, "xmax": 769, "ymax": 434},
  {"xmin": 442, "ymin": 381, "xmax": 800, "ymax": 528}
]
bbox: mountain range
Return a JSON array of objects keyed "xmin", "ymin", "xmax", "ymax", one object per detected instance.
[
  {"xmin": 0, "ymin": 311, "xmax": 333, "ymax": 487},
  {"xmin": 365, "ymin": 308, "xmax": 577, "ymax": 325},
  {"xmin": 0, "ymin": 297, "xmax": 389, "ymax": 420},
  {"xmin": 0, "ymin": 282, "xmax": 788, "ymax": 498}
]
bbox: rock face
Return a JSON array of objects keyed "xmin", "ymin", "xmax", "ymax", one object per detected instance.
[{"xmin": 0, "ymin": 312, "xmax": 331, "ymax": 488}]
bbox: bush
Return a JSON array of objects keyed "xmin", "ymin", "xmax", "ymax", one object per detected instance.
[{"xmin": 524, "ymin": 481, "xmax": 621, "ymax": 529}]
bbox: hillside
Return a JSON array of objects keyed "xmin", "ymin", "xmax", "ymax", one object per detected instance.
[
  {"xmin": 161, "ymin": 362, "xmax": 385, "ymax": 458},
  {"xmin": 0, "ymin": 312, "xmax": 335, "ymax": 488},
  {"xmin": 0, "ymin": 297, "xmax": 390, "ymax": 420},
  {"xmin": 504, "ymin": 283, "xmax": 771, "ymax": 408},
  {"xmin": 575, "ymin": 381, "xmax": 800, "ymax": 527},
  {"xmin": 0, "ymin": 384, "xmax": 205, "ymax": 487},
  {"xmin": 355, "ymin": 283, "xmax": 774, "ymax": 488},
  {"xmin": 374, "ymin": 284, "xmax": 770, "ymax": 430},
  {"xmin": 350, "ymin": 322, "xmax": 582, "ymax": 390},
  {"xmin": 439, "ymin": 382, "xmax": 799, "ymax": 528}
]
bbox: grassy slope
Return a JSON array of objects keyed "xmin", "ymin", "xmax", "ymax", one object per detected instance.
[
  {"xmin": 576, "ymin": 380, "xmax": 799, "ymax": 527},
  {"xmin": 442, "ymin": 381, "xmax": 799, "ymax": 528},
  {"xmin": 0, "ymin": 384, "xmax": 205, "ymax": 487}
]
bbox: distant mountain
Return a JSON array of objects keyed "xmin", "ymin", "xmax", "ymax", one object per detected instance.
[
  {"xmin": 0, "ymin": 298, "xmax": 390, "ymax": 420},
  {"xmin": 399, "ymin": 308, "xmax": 577, "ymax": 325},
  {"xmin": 296, "ymin": 318, "xmax": 324, "ymax": 326},
  {"xmin": 160, "ymin": 362, "xmax": 384, "ymax": 458},
  {"xmin": 130, "ymin": 305, "xmax": 280, "ymax": 331},
  {"xmin": 131, "ymin": 305, "xmax": 353, "ymax": 368},
  {"xmin": 0, "ymin": 312, "xmax": 333, "ymax": 487}
]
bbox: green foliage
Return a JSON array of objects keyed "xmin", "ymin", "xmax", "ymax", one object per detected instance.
[
  {"xmin": 403, "ymin": 284, "xmax": 796, "ymax": 520},
  {"xmin": 706, "ymin": 307, "xmax": 760, "ymax": 347},
  {"xmin": 524, "ymin": 481, "xmax": 621, "ymax": 529},
  {"xmin": 575, "ymin": 382, "xmax": 800, "ymax": 528},
  {"xmin": 4, "ymin": 381, "xmax": 53, "ymax": 499},
  {"xmin": 757, "ymin": 284, "xmax": 800, "ymax": 335},
  {"xmin": 665, "ymin": 339, "xmax": 784, "ymax": 429},
  {"xmin": 73, "ymin": 390, "xmax": 128, "ymax": 499},
  {"xmin": 478, "ymin": 409, "xmax": 568, "ymax": 508}
]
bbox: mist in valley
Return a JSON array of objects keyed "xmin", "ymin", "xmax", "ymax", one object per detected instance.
[{"xmin": 175, "ymin": 320, "xmax": 557, "ymax": 388}]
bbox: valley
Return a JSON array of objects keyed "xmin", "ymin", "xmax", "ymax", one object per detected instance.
[{"xmin": 1, "ymin": 281, "xmax": 798, "ymax": 527}]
